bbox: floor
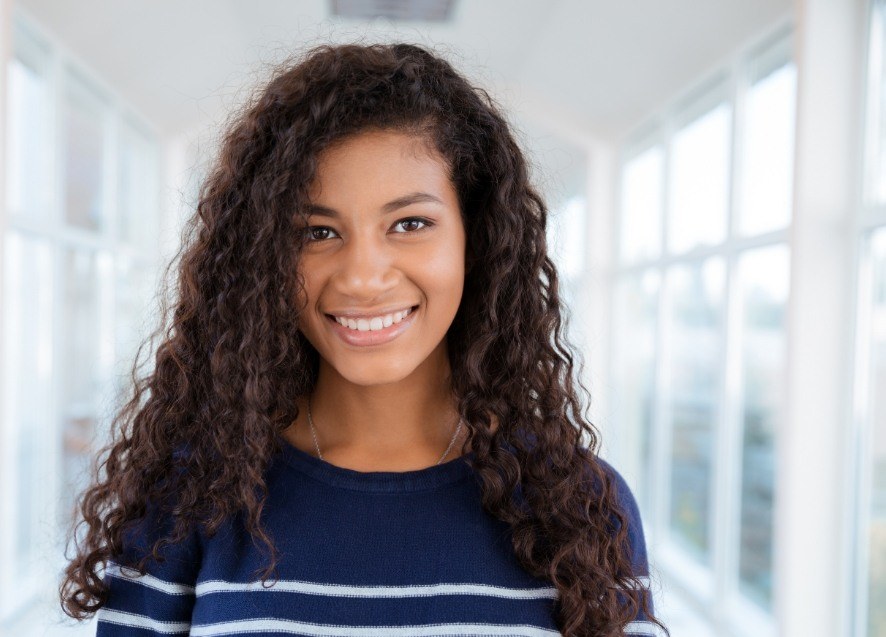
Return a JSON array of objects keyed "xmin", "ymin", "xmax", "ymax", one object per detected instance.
[{"xmin": 655, "ymin": 576, "xmax": 719, "ymax": 637}]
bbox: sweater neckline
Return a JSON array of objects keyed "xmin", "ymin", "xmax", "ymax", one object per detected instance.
[{"xmin": 276, "ymin": 436, "xmax": 476, "ymax": 493}]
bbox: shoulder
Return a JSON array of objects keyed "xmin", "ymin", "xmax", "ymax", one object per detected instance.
[
  {"xmin": 109, "ymin": 498, "xmax": 203, "ymax": 592},
  {"xmin": 594, "ymin": 456, "xmax": 642, "ymax": 520},
  {"xmin": 110, "ymin": 460, "xmax": 204, "ymax": 577},
  {"xmin": 97, "ymin": 494, "xmax": 203, "ymax": 633},
  {"xmin": 588, "ymin": 452, "xmax": 650, "ymax": 577},
  {"xmin": 586, "ymin": 452, "xmax": 660, "ymax": 628}
]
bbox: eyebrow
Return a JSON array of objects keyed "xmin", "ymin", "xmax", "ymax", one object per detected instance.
[{"xmin": 303, "ymin": 192, "xmax": 446, "ymax": 218}]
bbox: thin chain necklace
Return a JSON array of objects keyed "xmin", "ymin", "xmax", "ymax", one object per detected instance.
[{"xmin": 306, "ymin": 397, "xmax": 464, "ymax": 465}]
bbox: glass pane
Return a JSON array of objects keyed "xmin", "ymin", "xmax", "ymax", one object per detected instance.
[
  {"xmin": 668, "ymin": 103, "xmax": 731, "ymax": 254},
  {"xmin": 738, "ymin": 64, "xmax": 797, "ymax": 235},
  {"xmin": 2, "ymin": 233, "xmax": 53, "ymax": 565},
  {"xmin": 6, "ymin": 55, "xmax": 50, "ymax": 219},
  {"xmin": 665, "ymin": 258, "xmax": 725, "ymax": 564},
  {"xmin": 118, "ymin": 121, "xmax": 158, "ymax": 247},
  {"xmin": 113, "ymin": 257, "xmax": 157, "ymax": 415},
  {"xmin": 736, "ymin": 244, "xmax": 790, "ymax": 612},
  {"xmin": 613, "ymin": 270, "xmax": 660, "ymax": 512},
  {"xmin": 60, "ymin": 247, "xmax": 112, "ymax": 521},
  {"xmin": 547, "ymin": 195, "xmax": 586, "ymax": 287},
  {"xmin": 62, "ymin": 78, "xmax": 106, "ymax": 232},
  {"xmin": 865, "ymin": 227, "xmax": 886, "ymax": 637},
  {"xmin": 620, "ymin": 146, "xmax": 663, "ymax": 263},
  {"xmin": 867, "ymin": 1, "xmax": 886, "ymax": 204}
]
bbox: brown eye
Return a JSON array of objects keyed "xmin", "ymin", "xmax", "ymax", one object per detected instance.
[
  {"xmin": 393, "ymin": 218, "xmax": 434, "ymax": 233},
  {"xmin": 303, "ymin": 226, "xmax": 339, "ymax": 242}
]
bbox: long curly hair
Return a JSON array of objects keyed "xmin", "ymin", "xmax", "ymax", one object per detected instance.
[{"xmin": 59, "ymin": 41, "xmax": 668, "ymax": 637}]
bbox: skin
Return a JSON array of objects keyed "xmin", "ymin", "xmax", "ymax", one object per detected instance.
[{"xmin": 282, "ymin": 129, "xmax": 472, "ymax": 472}]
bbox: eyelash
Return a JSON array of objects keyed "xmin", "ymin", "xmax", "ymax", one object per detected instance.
[{"xmin": 301, "ymin": 217, "xmax": 435, "ymax": 243}]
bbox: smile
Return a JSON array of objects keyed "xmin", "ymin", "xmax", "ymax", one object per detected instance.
[
  {"xmin": 324, "ymin": 305, "xmax": 419, "ymax": 347},
  {"xmin": 329, "ymin": 306, "xmax": 415, "ymax": 331}
]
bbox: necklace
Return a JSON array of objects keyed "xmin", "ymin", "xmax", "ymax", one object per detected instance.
[{"xmin": 306, "ymin": 397, "xmax": 464, "ymax": 466}]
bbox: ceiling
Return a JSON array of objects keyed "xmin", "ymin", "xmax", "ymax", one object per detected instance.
[{"xmin": 14, "ymin": 0, "xmax": 791, "ymax": 142}]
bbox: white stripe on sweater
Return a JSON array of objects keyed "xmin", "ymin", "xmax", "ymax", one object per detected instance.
[
  {"xmin": 96, "ymin": 607, "xmax": 190, "ymax": 634},
  {"xmin": 625, "ymin": 619, "xmax": 668, "ymax": 636},
  {"xmin": 189, "ymin": 618, "xmax": 562, "ymax": 636},
  {"xmin": 105, "ymin": 562, "xmax": 650, "ymax": 601},
  {"xmin": 105, "ymin": 561, "xmax": 196, "ymax": 595},
  {"xmin": 614, "ymin": 575, "xmax": 651, "ymax": 590},
  {"xmin": 194, "ymin": 575, "xmax": 651, "ymax": 598},
  {"xmin": 96, "ymin": 610, "xmax": 662, "ymax": 637},
  {"xmin": 196, "ymin": 579, "xmax": 560, "ymax": 599}
]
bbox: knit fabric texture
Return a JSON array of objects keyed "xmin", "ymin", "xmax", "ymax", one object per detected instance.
[{"xmin": 95, "ymin": 438, "xmax": 659, "ymax": 636}]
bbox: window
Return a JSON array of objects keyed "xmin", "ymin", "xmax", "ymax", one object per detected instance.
[
  {"xmin": 668, "ymin": 100, "xmax": 731, "ymax": 254},
  {"xmin": 612, "ymin": 269, "xmax": 660, "ymax": 515},
  {"xmin": 620, "ymin": 146, "xmax": 663, "ymax": 264},
  {"xmin": 540, "ymin": 133, "xmax": 590, "ymax": 354},
  {"xmin": 612, "ymin": 27, "xmax": 796, "ymax": 637},
  {"xmin": 61, "ymin": 69, "xmax": 108, "ymax": 232},
  {"xmin": 6, "ymin": 33, "xmax": 50, "ymax": 222},
  {"xmin": 0, "ymin": 232, "xmax": 54, "ymax": 618},
  {"xmin": 664, "ymin": 256, "xmax": 725, "ymax": 567},
  {"xmin": 0, "ymin": 11, "xmax": 161, "ymax": 624},
  {"xmin": 852, "ymin": 230, "xmax": 886, "ymax": 637},
  {"xmin": 738, "ymin": 60, "xmax": 796, "ymax": 236},
  {"xmin": 734, "ymin": 244, "xmax": 789, "ymax": 609},
  {"xmin": 0, "ymin": 21, "xmax": 54, "ymax": 619},
  {"xmin": 853, "ymin": 2, "xmax": 886, "ymax": 635}
]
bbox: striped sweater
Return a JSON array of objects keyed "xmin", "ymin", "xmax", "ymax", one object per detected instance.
[{"xmin": 95, "ymin": 439, "xmax": 660, "ymax": 636}]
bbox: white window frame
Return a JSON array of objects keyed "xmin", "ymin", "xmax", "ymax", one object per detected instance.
[{"xmin": 612, "ymin": 17, "xmax": 795, "ymax": 637}]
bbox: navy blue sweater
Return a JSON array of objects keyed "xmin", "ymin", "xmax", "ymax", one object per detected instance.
[{"xmin": 95, "ymin": 439, "xmax": 659, "ymax": 636}]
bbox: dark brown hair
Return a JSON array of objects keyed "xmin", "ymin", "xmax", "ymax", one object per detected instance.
[{"xmin": 60, "ymin": 41, "xmax": 669, "ymax": 637}]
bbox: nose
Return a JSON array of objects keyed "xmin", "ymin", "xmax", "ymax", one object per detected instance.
[{"xmin": 332, "ymin": 229, "xmax": 398, "ymax": 297}]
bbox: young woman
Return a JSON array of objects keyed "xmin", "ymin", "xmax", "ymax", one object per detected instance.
[{"xmin": 60, "ymin": 42, "xmax": 669, "ymax": 637}]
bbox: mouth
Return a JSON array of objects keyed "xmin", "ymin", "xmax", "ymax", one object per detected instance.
[{"xmin": 324, "ymin": 304, "xmax": 420, "ymax": 347}]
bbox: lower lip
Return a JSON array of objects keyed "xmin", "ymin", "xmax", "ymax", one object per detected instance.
[{"xmin": 325, "ymin": 306, "xmax": 419, "ymax": 347}]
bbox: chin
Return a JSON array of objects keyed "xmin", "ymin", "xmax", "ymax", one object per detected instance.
[{"xmin": 331, "ymin": 357, "xmax": 421, "ymax": 387}]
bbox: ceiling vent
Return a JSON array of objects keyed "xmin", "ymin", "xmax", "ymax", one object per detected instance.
[{"xmin": 330, "ymin": 0, "xmax": 457, "ymax": 22}]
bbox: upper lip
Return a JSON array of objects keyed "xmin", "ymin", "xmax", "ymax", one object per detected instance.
[{"xmin": 326, "ymin": 304, "xmax": 418, "ymax": 319}]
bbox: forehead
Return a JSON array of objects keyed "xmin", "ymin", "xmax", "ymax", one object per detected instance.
[{"xmin": 307, "ymin": 130, "xmax": 453, "ymax": 202}]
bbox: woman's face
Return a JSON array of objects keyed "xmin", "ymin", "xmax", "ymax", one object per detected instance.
[{"xmin": 295, "ymin": 129, "xmax": 467, "ymax": 387}]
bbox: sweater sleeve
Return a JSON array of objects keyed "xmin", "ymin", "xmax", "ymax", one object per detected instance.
[
  {"xmin": 95, "ymin": 505, "xmax": 201, "ymax": 637},
  {"xmin": 596, "ymin": 457, "xmax": 661, "ymax": 637}
]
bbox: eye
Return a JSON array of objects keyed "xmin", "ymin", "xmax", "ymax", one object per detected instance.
[
  {"xmin": 302, "ymin": 226, "xmax": 338, "ymax": 242},
  {"xmin": 393, "ymin": 217, "xmax": 434, "ymax": 234},
  {"xmin": 302, "ymin": 217, "xmax": 434, "ymax": 243}
]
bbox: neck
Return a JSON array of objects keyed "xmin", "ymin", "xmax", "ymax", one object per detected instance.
[{"xmin": 288, "ymin": 349, "xmax": 467, "ymax": 470}]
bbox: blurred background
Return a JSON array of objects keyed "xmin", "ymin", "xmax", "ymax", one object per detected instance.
[{"xmin": 0, "ymin": 0, "xmax": 878, "ymax": 636}]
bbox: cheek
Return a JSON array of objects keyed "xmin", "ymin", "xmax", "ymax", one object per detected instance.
[{"xmin": 420, "ymin": 247, "xmax": 466, "ymax": 308}]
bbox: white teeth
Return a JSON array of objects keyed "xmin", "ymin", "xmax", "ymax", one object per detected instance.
[{"xmin": 334, "ymin": 307, "xmax": 414, "ymax": 332}]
